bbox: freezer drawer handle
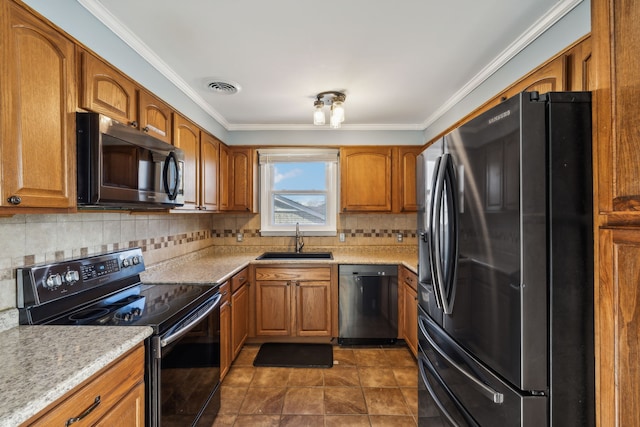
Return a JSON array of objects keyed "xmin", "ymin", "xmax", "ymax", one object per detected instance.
[
  {"xmin": 419, "ymin": 316, "xmax": 504, "ymax": 404},
  {"xmin": 419, "ymin": 356, "xmax": 461, "ymax": 427}
]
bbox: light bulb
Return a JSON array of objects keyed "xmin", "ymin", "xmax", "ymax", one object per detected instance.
[
  {"xmin": 313, "ymin": 99, "xmax": 325, "ymax": 125},
  {"xmin": 331, "ymin": 100, "xmax": 345, "ymax": 123},
  {"xmin": 330, "ymin": 112, "xmax": 341, "ymax": 128}
]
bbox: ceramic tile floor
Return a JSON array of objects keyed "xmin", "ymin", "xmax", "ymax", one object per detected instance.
[{"xmin": 213, "ymin": 344, "xmax": 418, "ymax": 427}]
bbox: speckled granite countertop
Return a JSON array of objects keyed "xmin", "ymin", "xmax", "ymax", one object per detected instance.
[
  {"xmin": 140, "ymin": 248, "xmax": 418, "ymax": 285},
  {"xmin": 0, "ymin": 325, "xmax": 152, "ymax": 427}
]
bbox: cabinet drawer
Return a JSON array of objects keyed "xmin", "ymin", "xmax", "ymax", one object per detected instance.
[
  {"xmin": 400, "ymin": 266, "xmax": 418, "ymax": 291},
  {"xmin": 25, "ymin": 345, "xmax": 144, "ymax": 426},
  {"xmin": 255, "ymin": 267, "xmax": 331, "ymax": 282},
  {"xmin": 231, "ymin": 267, "xmax": 249, "ymax": 292},
  {"xmin": 219, "ymin": 281, "xmax": 231, "ymax": 304}
]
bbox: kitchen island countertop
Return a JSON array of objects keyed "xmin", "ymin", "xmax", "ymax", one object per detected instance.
[{"xmin": 0, "ymin": 325, "xmax": 152, "ymax": 427}]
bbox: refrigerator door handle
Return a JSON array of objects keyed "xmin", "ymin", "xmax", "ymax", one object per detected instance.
[
  {"xmin": 430, "ymin": 156, "xmax": 446, "ymax": 310},
  {"xmin": 419, "ymin": 315, "xmax": 505, "ymax": 404},
  {"xmin": 441, "ymin": 154, "xmax": 459, "ymax": 314},
  {"xmin": 418, "ymin": 354, "xmax": 463, "ymax": 427}
]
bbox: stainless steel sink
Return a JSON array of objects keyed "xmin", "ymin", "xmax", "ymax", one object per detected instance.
[{"xmin": 255, "ymin": 252, "xmax": 333, "ymax": 260}]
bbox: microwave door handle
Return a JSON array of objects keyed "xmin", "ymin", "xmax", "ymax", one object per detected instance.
[
  {"xmin": 431, "ymin": 156, "xmax": 448, "ymax": 310},
  {"xmin": 418, "ymin": 355, "xmax": 463, "ymax": 427},
  {"xmin": 441, "ymin": 155, "xmax": 459, "ymax": 314},
  {"xmin": 419, "ymin": 315, "xmax": 504, "ymax": 404},
  {"xmin": 163, "ymin": 152, "xmax": 179, "ymax": 200}
]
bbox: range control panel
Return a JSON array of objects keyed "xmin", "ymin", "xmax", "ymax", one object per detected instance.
[{"xmin": 17, "ymin": 248, "xmax": 145, "ymax": 307}]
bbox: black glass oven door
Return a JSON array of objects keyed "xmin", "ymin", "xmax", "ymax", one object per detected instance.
[{"xmin": 152, "ymin": 292, "xmax": 221, "ymax": 427}]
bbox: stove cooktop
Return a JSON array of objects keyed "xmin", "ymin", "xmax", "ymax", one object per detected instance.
[{"xmin": 17, "ymin": 247, "xmax": 219, "ymax": 332}]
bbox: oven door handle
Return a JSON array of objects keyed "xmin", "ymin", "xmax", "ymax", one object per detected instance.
[{"xmin": 160, "ymin": 292, "xmax": 221, "ymax": 348}]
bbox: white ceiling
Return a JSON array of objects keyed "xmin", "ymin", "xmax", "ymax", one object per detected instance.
[{"xmin": 81, "ymin": 0, "xmax": 575, "ymax": 131}]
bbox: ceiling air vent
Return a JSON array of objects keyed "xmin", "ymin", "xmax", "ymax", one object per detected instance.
[{"xmin": 205, "ymin": 79, "xmax": 241, "ymax": 95}]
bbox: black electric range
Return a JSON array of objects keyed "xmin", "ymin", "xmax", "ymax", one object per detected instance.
[{"xmin": 17, "ymin": 248, "xmax": 222, "ymax": 427}]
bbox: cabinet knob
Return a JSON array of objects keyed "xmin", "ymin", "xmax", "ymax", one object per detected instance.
[
  {"xmin": 142, "ymin": 126, "xmax": 150, "ymax": 132},
  {"xmin": 7, "ymin": 195, "xmax": 21, "ymax": 205},
  {"xmin": 130, "ymin": 120, "xmax": 138, "ymax": 128}
]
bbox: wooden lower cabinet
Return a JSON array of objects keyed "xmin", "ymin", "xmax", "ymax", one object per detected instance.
[
  {"xmin": 399, "ymin": 266, "xmax": 418, "ymax": 357},
  {"xmin": 597, "ymin": 227, "xmax": 640, "ymax": 426},
  {"xmin": 231, "ymin": 268, "xmax": 250, "ymax": 359},
  {"xmin": 219, "ymin": 281, "xmax": 232, "ymax": 380},
  {"xmin": 23, "ymin": 345, "xmax": 145, "ymax": 426},
  {"xmin": 254, "ymin": 265, "xmax": 334, "ymax": 337}
]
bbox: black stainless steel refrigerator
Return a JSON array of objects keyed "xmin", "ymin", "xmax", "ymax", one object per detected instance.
[{"xmin": 416, "ymin": 91, "xmax": 594, "ymax": 426}]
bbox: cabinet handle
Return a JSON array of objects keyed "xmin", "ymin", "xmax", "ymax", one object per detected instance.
[
  {"xmin": 130, "ymin": 120, "xmax": 138, "ymax": 127},
  {"xmin": 7, "ymin": 195, "xmax": 21, "ymax": 205},
  {"xmin": 142, "ymin": 126, "xmax": 150, "ymax": 132},
  {"xmin": 66, "ymin": 396, "xmax": 101, "ymax": 426},
  {"xmin": 295, "ymin": 281, "xmax": 300, "ymax": 286}
]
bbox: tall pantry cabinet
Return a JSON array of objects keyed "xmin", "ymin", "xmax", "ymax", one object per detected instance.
[{"xmin": 592, "ymin": 0, "xmax": 640, "ymax": 425}]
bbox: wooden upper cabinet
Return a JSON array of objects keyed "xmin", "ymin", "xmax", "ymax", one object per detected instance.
[
  {"xmin": 219, "ymin": 145, "xmax": 254, "ymax": 212},
  {"xmin": 500, "ymin": 54, "xmax": 566, "ymax": 102},
  {"xmin": 0, "ymin": 1, "xmax": 76, "ymax": 210},
  {"xmin": 200, "ymin": 132, "xmax": 220, "ymax": 211},
  {"xmin": 138, "ymin": 89, "xmax": 172, "ymax": 144},
  {"xmin": 340, "ymin": 146, "xmax": 393, "ymax": 212},
  {"xmin": 80, "ymin": 50, "xmax": 138, "ymax": 125},
  {"xmin": 593, "ymin": 0, "xmax": 640, "ymax": 216},
  {"xmin": 172, "ymin": 113, "xmax": 201, "ymax": 210},
  {"xmin": 565, "ymin": 35, "xmax": 592, "ymax": 92},
  {"xmin": 394, "ymin": 146, "xmax": 422, "ymax": 213}
]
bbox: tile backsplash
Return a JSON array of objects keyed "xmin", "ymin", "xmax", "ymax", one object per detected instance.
[{"xmin": 0, "ymin": 211, "xmax": 416, "ymax": 311}]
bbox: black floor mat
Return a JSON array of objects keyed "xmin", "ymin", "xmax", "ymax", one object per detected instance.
[{"xmin": 253, "ymin": 343, "xmax": 333, "ymax": 368}]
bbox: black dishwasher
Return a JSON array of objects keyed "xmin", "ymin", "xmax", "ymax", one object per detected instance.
[{"xmin": 338, "ymin": 264, "xmax": 398, "ymax": 345}]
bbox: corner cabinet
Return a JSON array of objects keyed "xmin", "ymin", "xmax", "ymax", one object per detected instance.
[
  {"xmin": 0, "ymin": 0, "xmax": 76, "ymax": 211},
  {"xmin": 394, "ymin": 146, "xmax": 422, "ymax": 213},
  {"xmin": 340, "ymin": 147, "xmax": 393, "ymax": 212},
  {"xmin": 23, "ymin": 345, "xmax": 145, "ymax": 427},
  {"xmin": 254, "ymin": 265, "xmax": 336, "ymax": 337}
]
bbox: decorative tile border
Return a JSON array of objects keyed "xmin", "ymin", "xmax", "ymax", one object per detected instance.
[{"xmin": 211, "ymin": 228, "xmax": 418, "ymax": 239}]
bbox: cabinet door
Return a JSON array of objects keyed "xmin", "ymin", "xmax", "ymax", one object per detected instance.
[
  {"xmin": 255, "ymin": 280, "xmax": 291, "ymax": 336},
  {"xmin": 597, "ymin": 228, "xmax": 640, "ymax": 426},
  {"xmin": 1, "ymin": 2, "xmax": 76, "ymax": 209},
  {"xmin": 402, "ymin": 283, "xmax": 418, "ymax": 357},
  {"xmin": 230, "ymin": 147, "xmax": 253, "ymax": 212},
  {"xmin": 219, "ymin": 143, "xmax": 231, "ymax": 211},
  {"xmin": 295, "ymin": 281, "xmax": 331, "ymax": 337},
  {"xmin": 200, "ymin": 132, "xmax": 219, "ymax": 211},
  {"xmin": 340, "ymin": 147, "xmax": 392, "ymax": 212},
  {"xmin": 138, "ymin": 89, "xmax": 172, "ymax": 144},
  {"xmin": 593, "ymin": 0, "xmax": 640, "ymax": 214},
  {"xmin": 395, "ymin": 146, "xmax": 422, "ymax": 213},
  {"xmin": 80, "ymin": 51, "xmax": 137, "ymax": 125},
  {"xmin": 172, "ymin": 113, "xmax": 200, "ymax": 210},
  {"xmin": 231, "ymin": 284, "xmax": 249, "ymax": 358},
  {"xmin": 220, "ymin": 300, "xmax": 231, "ymax": 380},
  {"xmin": 95, "ymin": 382, "xmax": 144, "ymax": 427}
]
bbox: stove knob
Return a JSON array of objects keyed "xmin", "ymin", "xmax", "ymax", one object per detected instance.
[
  {"xmin": 64, "ymin": 270, "xmax": 79, "ymax": 284},
  {"xmin": 44, "ymin": 274, "xmax": 62, "ymax": 290},
  {"xmin": 132, "ymin": 308, "xmax": 142, "ymax": 317},
  {"xmin": 132, "ymin": 256, "xmax": 140, "ymax": 265},
  {"xmin": 123, "ymin": 312, "xmax": 132, "ymax": 322},
  {"xmin": 122, "ymin": 258, "xmax": 130, "ymax": 268}
]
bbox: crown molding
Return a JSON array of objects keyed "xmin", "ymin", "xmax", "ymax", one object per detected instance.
[
  {"xmin": 78, "ymin": 0, "xmax": 582, "ymax": 133},
  {"xmin": 420, "ymin": 0, "xmax": 584, "ymax": 130}
]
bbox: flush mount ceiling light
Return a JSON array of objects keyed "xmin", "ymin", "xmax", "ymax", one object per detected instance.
[{"xmin": 313, "ymin": 91, "xmax": 346, "ymax": 128}]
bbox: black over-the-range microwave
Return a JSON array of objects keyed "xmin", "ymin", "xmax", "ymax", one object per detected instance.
[{"xmin": 76, "ymin": 112, "xmax": 185, "ymax": 209}]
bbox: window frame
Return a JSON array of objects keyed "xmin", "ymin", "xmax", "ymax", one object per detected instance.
[{"xmin": 258, "ymin": 148, "xmax": 339, "ymax": 236}]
